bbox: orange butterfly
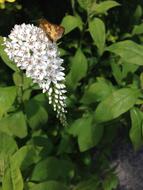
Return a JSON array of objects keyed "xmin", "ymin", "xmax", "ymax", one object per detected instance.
[{"xmin": 39, "ymin": 18, "xmax": 65, "ymax": 42}]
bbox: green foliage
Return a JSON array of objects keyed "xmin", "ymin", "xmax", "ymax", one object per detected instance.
[
  {"xmin": 106, "ymin": 40, "xmax": 143, "ymax": 65},
  {"xmin": 69, "ymin": 114, "xmax": 103, "ymax": 151},
  {"xmin": 130, "ymin": 107, "xmax": 143, "ymax": 150},
  {"xmin": 61, "ymin": 15, "xmax": 83, "ymax": 34},
  {"xmin": 66, "ymin": 48, "xmax": 88, "ymax": 89},
  {"xmin": 1, "ymin": 0, "xmax": 143, "ymax": 189},
  {"xmin": 0, "ymin": 86, "xmax": 17, "ymax": 118},
  {"xmin": 28, "ymin": 181, "xmax": 68, "ymax": 190},
  {"xmin": 94, "ymin": 88, "xmax": 140, "ymax": 123},
  {"xmin": 89, "ymin": 18, "xmax": 106, "ymax": 55}
]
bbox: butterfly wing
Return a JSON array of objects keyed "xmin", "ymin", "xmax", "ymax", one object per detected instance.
[{"xmin": 39, "ymin": 19, "xmax": 64, "ymax": 42}]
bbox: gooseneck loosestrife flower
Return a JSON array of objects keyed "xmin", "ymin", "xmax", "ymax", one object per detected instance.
[{"xmin": 4, "ymin": 24, "xmax": 67, "ymax": 126}]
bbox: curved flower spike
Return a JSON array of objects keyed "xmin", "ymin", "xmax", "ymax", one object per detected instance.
[{"xmin": 4, "ymin": 24, "xmax": 67, "ymax": 126}]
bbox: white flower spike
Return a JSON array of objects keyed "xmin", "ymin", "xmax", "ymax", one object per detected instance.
[{"xmin": 4, "ymin": 23, "xmax": 67, "ymax": 126}]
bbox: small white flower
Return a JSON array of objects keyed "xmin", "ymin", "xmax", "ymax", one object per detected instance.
[{"xmin": 4, "ymin": 23, "xmax": 67, "ymax": 126}]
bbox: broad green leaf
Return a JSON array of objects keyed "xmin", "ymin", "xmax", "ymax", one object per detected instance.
[
  {"xmin": 81, "ymin": 77, "xmax": 115, "ymax": 104},
  {"xmin": 0, "ymin": 37, "xmax": 17, "ymax": 71},
  {"xmin": 25, "ymin": 99, "xmax": 48, "ymax": 129},
  {"xmin": 61, "ymin": 15, "xmax": 83, "ymax": 34},
  {"xmin": 0, "ymin": 112, "xmax": 27, "ymax": 138},
  {"xmin": 74, "ymin": 176, "xmax": 100, "ymax": 190},
  {"xmin": 69, "ymin": 114, "xmax": 103, "ymax": 151},
  {"xmin": 2, "ymin": 158, "xmax": 23, "ymax": 190},
  {"xmin": 77, "ymin": 0, "xmax": 94, "ymax": 10},
  {"xmin": 132, "ymin": 23, "xmax": 143, "ymax": 35},
  {"xmin": 90, "ymin": 1, "xmax": 120, "ymax": 15},
  {"xmin": 130, "ymin": 107, "xmax": 143, "ymax": 150},
  {"xmin": 94, "ymin": 88, "xmax": 140, "ymax": 123},
  {"xmin": 11, "ymin": 145, "xmax": 37, "ymax": 170},
  {"xmin": 0, "ymin": 132, "xmax": 18, "ymax": 156},
  {"xmin": 102, "ymin": 173, "xmax": 118, "ymax": 190},
  {"xmin": 0, "ymin": 86, "xmax": 17, "ymax": 118},
  {"xmin": 106, "ymin": 40, "xmax": 143, "ymax": 65},
  {"xmin": 31, "ymin": 157, "xmax": 74, "ymax": 181},
  {"xmin": 133, "ymin": 5, "xmax": 142, "ymax": 23},
  {"xmin": 29, "ymin": 181, "xmax": 68, "ymax": 190},
  {"xmin": 67, "ymin": 49, "xmax": 88, "ymax": 89},
  {"xmin": 0, "ymin": 132, "xmax": 17, "ymax": 183},
  {"xmin": 89, "ymin": 18, "xmax": 105, "ymax": 55}
]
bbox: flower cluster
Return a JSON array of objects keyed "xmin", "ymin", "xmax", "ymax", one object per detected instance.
[{"xmin": 4, "ymin": 23, "xmax": 67, "ymax": 126}]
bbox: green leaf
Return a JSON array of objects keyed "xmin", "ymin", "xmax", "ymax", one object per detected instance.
[
  {"xmin": 89, "ymin": 18, "xmax": 106, "ymax": 55},
  {"xmin": 0, "ymin": 132, "xmax": 18, "ymax": 183},
  {"xmin": 61, "ymin": 15, "xmax": 83, "ymax": 34},
  {"xmin": 67, "ymin": 49, "xmax": 88, "ymax": 89},
  {"xmin": 130, "ymin": 107, "xmax": 143, "ymax": 150},
  {"xmin": 110, "ymin": 60, "xmax": 123, "ymax": 85},
  {"xmin": 110, "ymin": 59, "xmax": 139, "ymax": 84},
  {"xmin": 77, "ymin": 0, "xmax": 94, "ymax": 10},
  {"xmin": 0, "ymin": 132, "xmax": 18, "ymax": 156},
  {"xmin": 29, "ymin": 181, "xmax": 68, "ymax": 190},
  {"xmin": 0, "ymin": 86, "xmax": 17, "ymax": 118},
  {"xmin": 133, "ymin": 5, "xmax": 142, "ymax": 23},
  {"xmin": 90, "ymin": 1, "xmax": 120, "ymax": 15},
  {"xmin": 31, "ymin": 157, "xmax": 74, "ymax": 182},
  {"xmin": 11, "ymin": 145, "xmax": 37, "ymax": 170},
  {"xmin": 25, "ymin": 99, "xmax": 48, "ymax": 129},
  {"xmin": 102, "ymin": 173, "xmax": 118, "ymax": 190},
  {"xmin": 132, "ymin": 23, "xmax": 143, "ymax": 35},
  {"xmin": 13, "ymin": 72, "xmax": 32, "ymax": 89},
  {"xmin": 0, "ymin": 112, "xmax": 27, "ymax": 138},
  {"xmin": 2, "ymin": 158, "xmax": 23, "ymax": 190},
  {"xmin": 121, "ymin": 62, "xmax": 139, "ymax": 79},
  {"xmin": 94, "ymin": 88, "xmax": 140, "ymax": 123},
  {"xmin": 0, "ymin": 37, "xmax": 18, "ymax": 71},
  {"xmin": 58, "ymin": 134, "xmax": 73, "ymax": 154},
  {"xmin": 74, "ymin": 176, "xmax": 100, "ymax": 190},
  {"xmin": 69, "ymin": 114, "xmax": 103, "ymax": 152},
  {"xmin": 106, "ymin": 40, "xmax": 143, "ymax": 65},
  {"xmin": 81, "ymin": 77, "xmax": 115, "ymax": 104}
]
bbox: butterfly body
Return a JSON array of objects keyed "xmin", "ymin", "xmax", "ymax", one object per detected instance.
[{"xmin": 39, "ymin": 19, "xmax": 64, "ymax": 42}]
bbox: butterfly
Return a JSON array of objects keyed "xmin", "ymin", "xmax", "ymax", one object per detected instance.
[{"xmin": 39, "ymin": 18, "xmax": 65, "ymax": 42}]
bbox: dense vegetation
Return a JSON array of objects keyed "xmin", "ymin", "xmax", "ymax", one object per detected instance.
[{"xmin": 0, "ymin": 0, "xmax": 143, "ymax": 189}]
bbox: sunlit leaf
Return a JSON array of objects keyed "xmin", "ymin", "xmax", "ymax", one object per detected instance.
[
  {"xmin": 61, "ymin": 15, "xmax": 83, "ymax": 34},
  {"xmin": 106, "ymin": 40, "xmax": 143, "ymax": 65},
  {"xmin": 2, "ymin": 158, "xmax": 23, "ymax": 190},
  {"xmin": 66, "ymin": 48, "xmax": 88, "ymax": 89},
  {"xmin": 0, "ymin": 112, "xmax": 27, "ymax": 138},
  {"xmin": 94, "ymin": 88, "xmax": 140, "ymax": 123},
  {"xmin": 90, "ymin": 1, "xmax": 120, "ymax": 15},
  {"xmin": 89, "ymin": 18, "xmax": 106, "ymax": 55},
  {"xmin": 81, "ymin": 77, "xmax": 115, "ymax": 104}
]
